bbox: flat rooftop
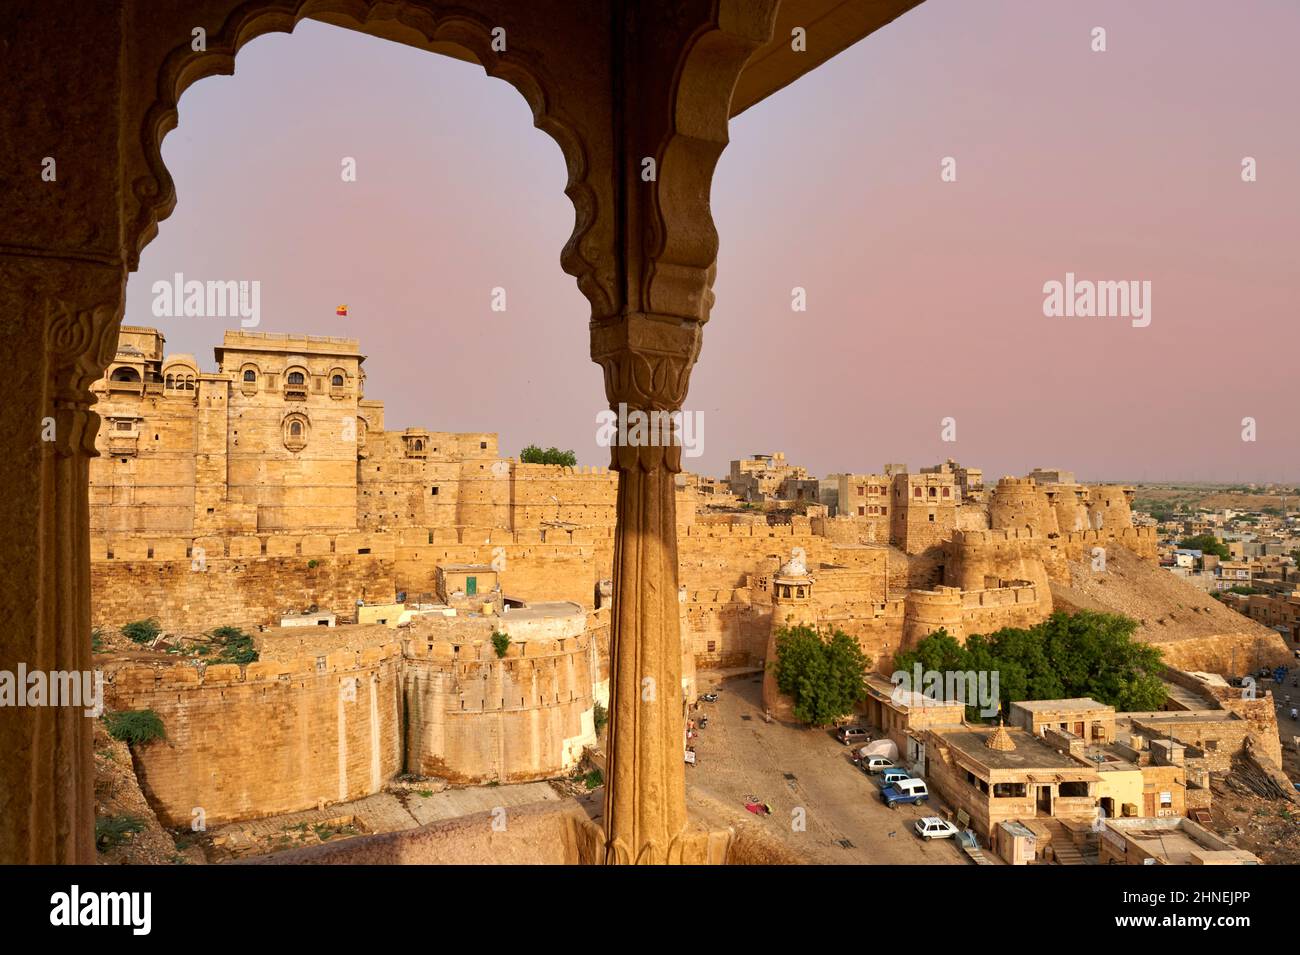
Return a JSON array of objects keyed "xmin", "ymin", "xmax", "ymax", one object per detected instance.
[
  {"xmin": 1012, "ymin": 698, "xmax": 1109, "ymax": 713},
  {"xmin": 501, "ymin": 601, "xmax": 585, "ymax": 621},
  {"xmin": 941, "ymin": 727, "xmax": 1099, "ymax": 774}
]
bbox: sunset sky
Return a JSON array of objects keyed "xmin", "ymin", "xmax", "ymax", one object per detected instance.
[{"xmin": 124, "ymin": 0, "xmax": 1300, "ymax": 483}]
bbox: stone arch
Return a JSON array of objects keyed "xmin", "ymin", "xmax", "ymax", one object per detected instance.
[
  {"xmin": 127, "ymin": 0, "xmax": 615, "ymax": 317},
  {"xmin": 282, "ymin": 410, "xmax": 311, "ymax": 450},
  {"xmin": 641, "ymin": 0, "xmax": 780, "ymax": 323}
]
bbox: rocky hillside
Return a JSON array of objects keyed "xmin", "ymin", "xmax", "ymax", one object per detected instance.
[{"xmin": 1050, "ymin": 546, "xmax": 1291, "ymax": 673}]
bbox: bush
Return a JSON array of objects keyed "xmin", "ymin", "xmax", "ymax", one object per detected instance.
[
  {"xmin": 582, "ymin": 769, "xmax": 603, "ymax": 790},
  {"xmin": 207, "ymin": 625, "xmax": 258, "ymax": 664},
  {"xmin": 121, "ymin": 618, "xmax": 161, "ymax": 644},
  {"xmin": 491, "ymin": 631, "xmax": 511, "ymax": 658},
  {"xmin": 91, "ymin": 627, "xmax": 105, "ymax": 653},
  {"xmin": 104, "ymin": 709, "xmax": 166, "ymax": 746},
  {"xmin": 95, "ymin": 814, "xmax": 146, "ymax": 853},
  {"xmin": 592, "ymin": 701, "xmax": 608, "ymax": 735}
]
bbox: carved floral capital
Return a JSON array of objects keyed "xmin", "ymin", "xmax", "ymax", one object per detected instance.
[{"xmin": 45, "ymin": 300, "xmax": 121, "ymax": 458}]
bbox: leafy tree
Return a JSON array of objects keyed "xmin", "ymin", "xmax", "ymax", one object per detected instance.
[
  {"xmin": 491, "ymin": 631, "xmax": 511, "ymax": 658},
  {"xmin": 519, "ymin": 445, "xmax": 577, "ymax": 467},
  {"xmin": 1177, "ymin": 534, "xmax": 1230, "ymax": 561},
  {"xmin": 892, "ymin": 628, "xmax": 966, "ymax": 677},
  {"xmin": 772, "ymin": 625, "xmax": 870, "ymax": 726},
  {"xmin": 898, "ymin": 611, "xmax": 1166, "ymax": 718}
]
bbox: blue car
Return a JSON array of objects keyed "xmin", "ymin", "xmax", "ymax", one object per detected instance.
[
  {"xmin": 881, "ymin": 778, "xmax": 930, "ymax": 808},
  {"xmin": 877, "ymin": 768, "xmax": 910, "ymax": 789}
]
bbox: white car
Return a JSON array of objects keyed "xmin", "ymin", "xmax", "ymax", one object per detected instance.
[{"xmin": 914, "ymin": 817, "xmax": 960, "ymax": 840}]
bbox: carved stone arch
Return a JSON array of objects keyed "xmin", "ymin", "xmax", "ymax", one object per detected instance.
[
  {"xmin": 641, "ymin": 0, "xmax": 780, "ymax": 324},
  {"xmin": 127, "ymin": 0, "xmax": 616, "ymax": 317},
  {"xmin": 282, "ymin": 410, "xmax": 311, "ymax": 451}
]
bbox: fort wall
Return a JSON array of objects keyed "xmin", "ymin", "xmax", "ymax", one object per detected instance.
[
  {"xmin": 403, "ymin": 625, "xmax": 596, "ymax": 784},
  {"xmin": 103, "ymin": 644, "xmax": 404, "ymax": 827}
]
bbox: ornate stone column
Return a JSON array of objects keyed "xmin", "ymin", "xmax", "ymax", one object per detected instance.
[
  {"xmin": 0, "ymin": 0, "xmax": 128, "ymax": 864},
  {"xmin": 0, "ymin": 260, "xmax": 124, "ymax": 864},
  {"xmin": 580, "ymin": 0, "xmax": 779, "ymax": 865},
  {"xmin": 591, "ymin": 315, "xmax": 705, "ymax": 863}
]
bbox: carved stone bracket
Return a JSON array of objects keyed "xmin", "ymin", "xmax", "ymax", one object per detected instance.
[{"xmin": 45, "ymin": 299, "xmax": 123, "ymax": 458}]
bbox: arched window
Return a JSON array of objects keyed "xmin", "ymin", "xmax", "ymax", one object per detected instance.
[
  {"xmin": 413, "ymin": 439, "xmax": 424, "ymax": 452},
  {"xmin": 282, "ymin": 413, "xmax": 310, "ymax": 450},
  {"xmin": 110, "ymin": 367, "xmax": 140, "ymax": 383},
  {"xmin": 243, "ymin": 370, "xmax": 256, "ymax": 382},
  {"xmin": 287, "ymin": 371, "xmax": 305, "ymax": 385},
  {"xmin": 165, "ymin": 374, "xmax": 174, "ymax": 389},
  {"xmin": 331, "ymin": 374, "xmax": 344, "ymax": 387}
]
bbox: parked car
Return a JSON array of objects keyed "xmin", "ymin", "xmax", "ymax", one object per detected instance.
[
  {"xmin": 914, "ymin": 817, "xmax": 960, "ymax": 840},
  {"xmin": 878, "ymin": 767, "xmax": 911, "ymax": 789},
  {"xmin": 861, "ymin": 756, "xmax": 897, "ymax": 775},
  {"xmin": 698, "ymin": 692, "xmax": 718, "ymax": 703},
  {"xmin": 835, "ymin": 726, "xmax": 871, "ymax": 746},
  {"xmin": 881, "ymin": 778, "xmax": 929, "ymax": 808}
]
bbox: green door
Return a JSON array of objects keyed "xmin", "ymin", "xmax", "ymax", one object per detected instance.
[{"xmin": 466, "ymin": 576, "xmax": 477, "ymax": 596}]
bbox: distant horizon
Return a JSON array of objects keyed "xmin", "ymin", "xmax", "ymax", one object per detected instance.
[{"xmin": 124, "ymin": 3, "xmax": 1300, "ymax": 483}]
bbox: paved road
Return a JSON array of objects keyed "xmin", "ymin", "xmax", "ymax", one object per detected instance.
[{"xmin": 685, "ymin": 673, "xmax": 966, "ymax": 864}]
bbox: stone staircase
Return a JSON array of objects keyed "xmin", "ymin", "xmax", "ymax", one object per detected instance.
[{"xmin": 1042, "ymin": 818, "xmax": 1086, "ymax": 865}]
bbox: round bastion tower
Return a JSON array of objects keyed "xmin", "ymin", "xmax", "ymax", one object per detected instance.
[
  {"xmin": 762, "ymin": 551, "xmax": 816, "ymax": 722},
  {"xmin": 988, "ymin": 477, "xmax": 1059, "ymax": 537}
]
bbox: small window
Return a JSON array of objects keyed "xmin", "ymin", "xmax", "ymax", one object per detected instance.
[
  {"xmin": 243, "ymin": 370, "xmax": 256, "ymax": 382},
  {"xmin": 290, "ymin": 421, "xmax": 302, "ymax": 437},
  {"xmin": 913, "ymin": 487, "xmax": 922, "ymax": 498},
  {"xmin": 431, "ymin": 487, "xmax": 439, "ymax": 496},
  {"xmin": 942, "ymin": 487, "xmax": 950, "ymax": 498},
  {"xmin": 332, "ymin": 374, "xmax": 344, "ymax": 386},
  {"xmin": 114, "ymin": 420, "xmax": 132, "ymax": 431},
  {"xmin": 480, "ymin": 441, "xmax": 487, "ymax": 449},
  {"xmin": 858, "ymin": 506, "xmax": 865, "ymax": 516},
  {"xmin": 287, "ymin": 371, "xmax": 305, "ymax": 385}
]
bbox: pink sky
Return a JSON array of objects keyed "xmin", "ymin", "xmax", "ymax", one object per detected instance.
[{"xmin": 124, "ymin": 0, "xmax": 1300, "ymax": 483}]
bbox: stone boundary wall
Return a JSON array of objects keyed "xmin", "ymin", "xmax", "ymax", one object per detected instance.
[
  {"xmin": 104, "ymin": 644, "xmax": 405, "ymax": 827},
  {"xmin": 403, "ymin": 633, "xmax": 596, "ymax": 783}
]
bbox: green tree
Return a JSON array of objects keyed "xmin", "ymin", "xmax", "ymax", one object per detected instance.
[
  {"xmin": 898, "ymin": 611, "xmax": 1166, "ymax": 718},
  {"xmin": 1177, "ymin": 534, "xmax": 1230, "ymax": 561},
  {"xmin": 772, "ymin": 625, "xmax": 870, "ymax": 726},
  {"xmin": 519, "ymin": 445, "xmax": 577, "ymax": 467},
  {"xmin": 491, "ymin": 631, "xmax": 511, "ymax": 658}
]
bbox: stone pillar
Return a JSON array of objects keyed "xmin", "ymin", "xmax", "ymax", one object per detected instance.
[
  {"xmin": 0, "ymin": 259, "xmax": 124, "ymax": 864},
  {"xmin": 0, "ymin": 0, "xmax": 127, "ymax": 863},
  {"xmin": 591, "ymin": 316, "xmax": 704, "ymax": 863}
]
